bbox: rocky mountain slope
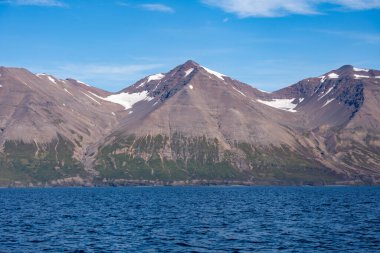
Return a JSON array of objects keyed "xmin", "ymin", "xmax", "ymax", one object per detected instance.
[{"xmin": 0, "ymin": 61, "xmax": 379, "ymax": 186}]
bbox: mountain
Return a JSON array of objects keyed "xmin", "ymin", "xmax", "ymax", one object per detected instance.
[
  {"xmin": 0, "ymin": 62, "xmax": 379, "ymax": 186},
  {"xmin": 267, "ymin": 65, "xmax": 380, "ymax": 181},
  {"xmin": 0, "ymin": 67, "xmax": 120, "ymax": 185}
]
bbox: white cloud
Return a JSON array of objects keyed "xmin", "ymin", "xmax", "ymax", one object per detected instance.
[
  {"xmin": 140, "ymin": 3, "xmax": 174, "ymax": 13},
  {"xmin": 1, "ymin": 0, "xmax": 65, "ymax": 7},
  {"xmin": 202, "ymin": 0, "xmax": 380, "ymax": 17}
]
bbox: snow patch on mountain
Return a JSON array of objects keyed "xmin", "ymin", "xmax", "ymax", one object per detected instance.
[
  {"xmin": 47, "ymin": 76, "xmax": 57, "ymax": 84},
  {"xmin": 147, "ymin": 73, "xmax": 165, "ymax": 83},
  {"xmin": 64, "ymin": 88, "xmax": 73, "ymax": 96},
  {"xmin": 258, "ymin": 89, "xmax": 271, "ymax": 93},
  {"xmin": 184, "ymin": 68, "xmax": 194, "ymax": 77},
  {"xmin": 354, "ymin": 74, "xmax": 370, "ymax": 79},
  {"xmin": 201, "ymin": 66, "xmax": 225, "ymax": 80},
  {"xmin": 318, "ymin": 86, "xmax": 334, "ymax": 100},
  {"xmin": 83, "ymin": 92, "xmax": 101, "ymax": 105},
  {"xmin": 320, "ymin": 73, "xmax": 338, "ymax": 83},
  {"xmin": 257, "ymin": 98, "xmax": 298, "ymax": 112},
  {"xmin": 232, "ymin": 86, "xmax": 246, "ymax": 97},
  {"xmin": 97, "ymin": 91, "xmax": 154, "ymax": 110},
  {"xmin": 322, "ymin": 98, "xmax": 335, "ymax": 108},
  {"xmin": 353, "ymin": 67, "xmax": 369, "ymax": 72},
  {"xmin": 22, "ymin": 81, "xmax": 31, "ymax": 88},
  {"xmin": 328, "ymin": 73, "xmax": 339, "ymax": 79},
  {"xmin": 137, "ymin": 81, "xmax": 146, "ymax": 88},
  {"xmin": 36, "ymin": 73, "xmax": 58, "ymax": 84},
  {"xmin": 77, "ymin": 80, "xmax": 90, "ymax": 86}
]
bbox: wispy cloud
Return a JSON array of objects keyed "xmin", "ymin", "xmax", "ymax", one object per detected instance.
[
  {"xmin": 0, "ymin": 0, "xmax": 65, "ymax": 7},
  {"xmin": 115, "ymin": 1, "xmax": 129, "ymax": 7},
  {"xmin": 202, "ymin": 0, "xmax": 380, "ymax": 17},
  {"xmin": 59, "ymin": 63, "xmax": 164, "ymax": 81},
  {"xmin": 29, "ymin": 62, "xmax": 165, "ymax": 91},
  {"xmin": 318, "ymin": 29, "xmax": 380, "ymax": 43},
  {"xmin": 139, "ymin": 3, "xmax": 174, "ymax": 13},
  {"xmin": 333, "ymin": 0, "xmax": 380, "ymax": 9}
]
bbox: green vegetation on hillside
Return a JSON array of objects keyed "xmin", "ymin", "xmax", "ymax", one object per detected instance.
[
  {"xmin": 0, "ymin": 133, "xmax": 346, "ymax": 186},
  {"xmin": 236, "ymin": 143, "xmax": 341, "ymax": 185},
  {"xmin": 95, "ymin": 134, "xmax": 245, "ymax": 181},
  {"xmin": 0, "ymin": 135, "xmax": 86, "ymax": 186},
  {"xmin": 95, "ymin": 133, "xmax": 342, "ymax": 185}
]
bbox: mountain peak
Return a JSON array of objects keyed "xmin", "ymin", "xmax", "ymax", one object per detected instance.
[
  {"xmin": 180, "ymin": 60, "xmax": 227, "ymax": 80},
  {"xmin": 182, "ymin": 60, "xmax": 200, "ymax": 68},
  {"xmin": 318, "ymin": 64, "xmax": 379, "ymax": 80},
  {"xmin": 335, "ymin": 65, "xmax": 372, "ymax": 75},
  {"xmin": 337, "ymin": 65, "xmax": 354, "ymax": 71}
]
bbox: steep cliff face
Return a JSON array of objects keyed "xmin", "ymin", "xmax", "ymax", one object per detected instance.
[{"xmin": 0, "ymin": 62, "xmax": 380, "ymax": 186}]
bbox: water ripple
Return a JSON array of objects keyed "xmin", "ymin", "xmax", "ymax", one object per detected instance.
[{"xmin": 0, "ymin": 186, "xmax": 379, "ymax": 252}]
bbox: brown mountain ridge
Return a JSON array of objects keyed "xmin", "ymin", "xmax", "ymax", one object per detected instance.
[{"xmin": 0, "ymin": 61, "xmax": 379, "ymax": 186}]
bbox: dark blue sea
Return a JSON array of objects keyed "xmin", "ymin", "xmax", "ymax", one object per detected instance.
[{"xmin": 0, "ymin": 186, "xmax": 379, "ymax": 252}]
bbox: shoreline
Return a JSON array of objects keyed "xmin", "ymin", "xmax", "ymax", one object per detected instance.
[{"xmin": 0, "ymin": 179, "xmax": 378, "ymax": 188}]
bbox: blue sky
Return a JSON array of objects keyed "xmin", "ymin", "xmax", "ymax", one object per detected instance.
[{"xmin": 1, "ymin": 0, "xmax": 380, "ymax": 92}]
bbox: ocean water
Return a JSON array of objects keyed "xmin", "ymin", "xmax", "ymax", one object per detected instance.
[{"xmin": 0, "ymin": 186, "xmax": 379, "ymax": 252}]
